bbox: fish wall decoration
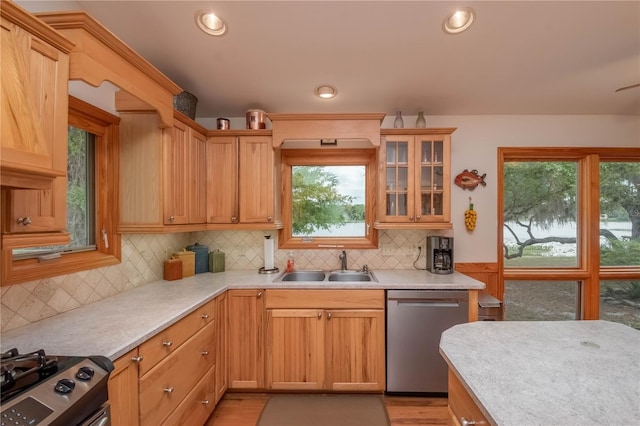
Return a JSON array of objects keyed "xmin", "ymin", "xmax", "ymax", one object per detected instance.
[{"xmin": 454, "ymin": 169, "xmax": 487, "ymax": 190}]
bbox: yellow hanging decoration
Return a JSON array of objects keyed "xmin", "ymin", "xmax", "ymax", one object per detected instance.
[{"xmin": 464, "ymin": 196, "xmax": 477, "ymax": 231}]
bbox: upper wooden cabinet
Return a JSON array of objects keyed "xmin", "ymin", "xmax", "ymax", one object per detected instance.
[
  {"xmin": 118, "ymin": 111, "xmax": 207, "ymax": 233},
  {"xmin": 375, "ymin": 129, "xmax": 456, "ymax": 229},
  {"xmin": 206, "ymin": 131, "xmax": 282, "ymax": 228},
  {"xmin": 1, "ymin": 1, "xmax": 74, "ymax": 190}
]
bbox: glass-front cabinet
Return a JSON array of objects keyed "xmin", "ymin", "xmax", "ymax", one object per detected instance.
[{"xmin": 376, "ymin": 129, "xmax": 455, "ymax": 228}]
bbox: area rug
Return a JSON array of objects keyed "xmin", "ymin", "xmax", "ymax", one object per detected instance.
[{"xmin": 257, "ymin": 394, "xmax": 391, "ymax": 426}]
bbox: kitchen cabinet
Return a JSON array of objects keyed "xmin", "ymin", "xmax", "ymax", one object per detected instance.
[
  {"xmin": 1, "ymin": 179, "xmax": 67, "ymax": 234},
  {"xmin": 0, "ymin": 1, "xmax": 73, "ymax": 190},
  {"xmin": 228, "ymin": 289, "xmax": 265, "ymax": 389},
  {"xmin": 118, "ymin": 111, "xmax": 208, "ymax": 232},
  {"xmin": 375, "ymin": 129, "xmax": 455, "ymax": 229},
  {"xmin": 447, "ymin": 369, "xmax": 489, "ymax": 426},
  {"xmin": 206, "ymin": 132, "xmax": 282, "ymax": 228},
  {"xmin": 108, "ymin": 349, "xmax": 141, "ymax": 426},
  {"xmin": 215, "ymin": 290, "xmax": 229, "ymax": 403},
  {"xmin": 265, "ymin": 289, "xmax": 385, "ymax": 392}
]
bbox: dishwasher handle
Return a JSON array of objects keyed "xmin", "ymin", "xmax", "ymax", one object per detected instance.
[{"xmin": 394, "ymin": 300, "xmax": 461, "ymax": 308}]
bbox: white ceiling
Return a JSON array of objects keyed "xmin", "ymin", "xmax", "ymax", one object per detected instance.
[{"xmin": 19, "ymin": 1, "xmax": 640, "ymax": 118}]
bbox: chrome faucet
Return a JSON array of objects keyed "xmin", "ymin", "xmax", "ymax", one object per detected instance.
[{"xmin": 339, "ymin": 250, "xmax": 348, "ymax": 271}]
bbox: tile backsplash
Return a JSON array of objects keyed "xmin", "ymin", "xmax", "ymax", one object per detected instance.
[{"xmin": 0, "ymin": 229, "xmax": 449, "ymax": 332}]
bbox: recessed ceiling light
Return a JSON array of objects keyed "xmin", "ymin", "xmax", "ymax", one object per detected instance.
[
  {"xmin": 314, "ymin": 84, "xmax": 337, "ymax": 99},
  {"xmin": 443, "ymin": 7, "xmax": 475, "ymax": 34},
  {"xmin": 195, "ymin": 10, "xmax": 226, "ymax": 36}
]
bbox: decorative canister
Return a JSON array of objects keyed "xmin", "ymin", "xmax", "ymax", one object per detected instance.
[
  {"xmin": 186, "ymin": 243, "xmax": 209, "ymax": 274},
  {"xmin": 209, "ymin": 249, "xmax": 225, "ymax": 273},
  {"xmin": 217, "ymin": 118, "xmax": 230, "ymax": 130},
  {"xmin": 246, "ymin": 109, "xmax": 266, "ymax": 129},
  {"xmin": 172, "ymin": 249, "xmax": 195, "ymax": 277},
  {"xmin": 173, "ymin": 91, "xmax": 198, "ymax": 119},
  {"xmin": 163, "ymin": 257, "xmax": 183, "ymax": 281}
]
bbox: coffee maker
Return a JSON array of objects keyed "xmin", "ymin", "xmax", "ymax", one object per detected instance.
[{"xmin": 426, "ymin": 236, "xmax": 454, "ymax": 274}]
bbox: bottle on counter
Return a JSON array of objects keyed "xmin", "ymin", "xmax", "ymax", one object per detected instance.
[{"xmin": 286, "ymin": 250, "xmax": 295, "ymax": 272}]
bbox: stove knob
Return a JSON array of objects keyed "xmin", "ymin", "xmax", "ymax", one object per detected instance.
[
  {"xmin": 54, "ymin": 378, "xmax": 76, "ymax": 394},
  {"xmin": 76, "ymin": 366, "xmax": 95, "ymax": 381}
]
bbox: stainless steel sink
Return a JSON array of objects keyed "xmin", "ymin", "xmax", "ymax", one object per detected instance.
[
  {"xmin": 279, "ymin": 271, "xmax": 326, "ymax": 281},
  {"xmin": 327, "ymin": 270, "xmax": 373, "ymax": 282},
  {"xmin": 275, "ymin": 269, "xmax": 376, "ymax": 282}
]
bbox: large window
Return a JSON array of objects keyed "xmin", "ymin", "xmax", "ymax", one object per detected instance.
[
  {"xmin": 499, "ymin": 148, "xmax": 640, "ymax": 329},
  {"xmin": 2, "ymin": 97, "xmax": 120, "ymax": 284},
  {"xmin": 280, "ymin": 149, "xmax": 378, "ymax": 249}
]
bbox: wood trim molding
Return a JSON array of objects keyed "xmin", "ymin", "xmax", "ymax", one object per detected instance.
[
  {"xmin": 1, "ymin": 2, "xmax": 75, "ymax": 53},
  {"xmin": 455, "ymin": 262, "xmax": 500, "ymax": 300}
]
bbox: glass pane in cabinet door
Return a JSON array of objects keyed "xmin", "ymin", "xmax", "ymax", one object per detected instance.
[
  {"xmin": 386, "ymin": 143, "xmax": 396, "ymax": 164},
  {"xmin": 421, "ymin": 141, "xmax": 432, "ymax": 163},
  {"xmin": 421, "ymin": 193, "xmax": 432, "ymax": 216},
  {"xmin": 433, "ymin": 193, "xmax": 443, "ymax": 215},
  {"xmin": 397, "ymin": 143, "xmax": 408, "ymax": 164},
  {"xmin": 433, "ymin": 166, "xmax": 444, "ymax": 190},
  {"xmin": 386, "ymin": 167, "xmax": 396, "ymax": 191},
  {"xmin": 421, "ymin": 166, "xmax": 432, "ymax": 190},
  {"xmin": 433, "ymin": 140, "xmax": 443, "ymax": 164},
  {"xmin": 398, "ymin": 167, "xmax": 408, "ymax": 192},
  {"xmin": 386, "ymin": 194, "xmax": 396, "ymax": 216},
  {"xmin": 398, "ymin": 193, "xmax": 408, "ymax": 216}
]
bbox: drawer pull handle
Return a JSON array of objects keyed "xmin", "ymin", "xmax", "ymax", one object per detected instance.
[
  {"xmin": 201, "ymin": 400, "xmax": 210, "ymax": 405},
  {"xmin": 168, "ymin": 216, "xmax": 175, "ymax": 222},
  {"xmin": 460, "ymin": 418, "xmax": 476, "ymax": 426},
  {"xmin": 201, "ymin": 313, "xmax": 210, "ymax": 319},
  {"xmin": 201, "ymin": 351, "xmax": 209, "ymax": 356},
  {"xmin": 257, "ymin": 291, "xmax": 263, "ymax": 298},
  {"xmin": 162, "ymin": 340, "xmax": 173, "ymax": 347},
  {"xmin": 317, "ymin": 312, "xmax": 322, "ymax": 319},
  {"xmin": 16, "ymin": 217, "xmax": 32, "ymax": 226},
  {"xmin": 164, "ymin": 387, "xmax": 174, "ymax": 394},
  {"xmin": 131, "ymin": 355, "xmax": 144, "ymax": 363}
]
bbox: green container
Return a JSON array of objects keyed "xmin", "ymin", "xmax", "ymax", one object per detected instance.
[{"xmin": 209, "ymin": 249, "xmax": 225, "ymax": 273}]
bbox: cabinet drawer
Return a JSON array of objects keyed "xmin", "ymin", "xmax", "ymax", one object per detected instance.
[
  {"xmin": 448, "ymin": 369, "xmax": 490, "ymax": 426},
  {"xmin": 162, "ymin": 364, "xmax": 216, "ymax": 426},
  {"xmin": 138, "ymin": 298, "xmax": 215, "ymax": 376},
  {"xmin": 266, "ymin": 289, "xmax": 384, "ymax": 309},
  {"xmin": 139, "ymin": 321, "xmax": 216, "ymax": 426}
]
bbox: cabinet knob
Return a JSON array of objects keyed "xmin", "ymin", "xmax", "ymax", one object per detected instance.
[
  {"xmin": 16, "ymin": 216, "xmax": 32, "ymax": 226},
  {"xmin": 162, "ymin": 340, "xmax": 173, "ymax": 347},
  {"xmin": 131, "ymin": 355, "xmax": 144, "ymax": 363},
  {"xmin": 168, "ymin": 216, "xmax": 175, "ymax": 222},
  {"xmin": 257, "ymin": 291, "xmax": 263, "ymax": 298},
  {"xmin": 201, "ymin": 350, "xmax": 209, "ymax": 356},
  {"xmin": 267, "ymin": 216, "xmax": 273, "ymax": 222},
  {"xmin": 231, "ymin": 216, "xmax": 238, "ymax": 223},
  {"xmin": 409, "ymin": 216, "xmax": 414, "ymax": 222},
  {"xmin": 317, "ymin": 312, "xmax": 322, "ymax": 319},
  {"xmin": 460, "ymin": 418, "xmax": 476, "ymax": 426},
  {"xmin": 416, "ymin": 215, "xmax": 421, "ymax": 221},
  {"xmin": 164, "ymin": 387, "xmax": 174, "ymax": 394},
  {"xmin": 327, "ymin": 312, "xmax": 332, "ymax": 320},
  {"xmin": 201, "ymin": 313, "xmax": 210, "ymax": 319},
  {"xmin": 201, "ymin": 400, "xmax": 210, "ymax": 405}
]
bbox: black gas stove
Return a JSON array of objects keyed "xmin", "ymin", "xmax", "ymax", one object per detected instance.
[{"xmin": 0, "ymin": 348, "xmax": 114, "ymax": 426}]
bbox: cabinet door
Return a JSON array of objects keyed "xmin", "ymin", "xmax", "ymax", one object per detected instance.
[
  {"xmin": 206, "ymin": 136, "xmax": 238, "ymax": 223},
  {"xmin": 215, "ymin": 291, "xmax": 229, "ymax": 403},
  {"xmin": 1, "ymin": 14, "xmax": 69, "ymax": 188},
  {"xmin": 415, "ymin": 136, "xmax": 451, "ymax": 223},
  {"xmin": 189, "ymin": 127, "xmax": 207, "ymax": 223},
  {"xmin": 228, "ymin": 289, "xmax": 265, "ymax": 389},
  {"xmin": 163, "ymin": 120, "xmax": 189, "ymax": 225},
  {"xmin": 108, "ymin": 349, "xmax": 140, "ymax": 426},
  {"xmin": 325, "ymin": 309, "xmax": 385, "ymax": 391},
  {"xmin": 380, "ymin": 137, "xmax": 416, "ymax": 223},
  {"xmin": 238, "ymin": 136, "xmax": 274, "ymax": 223},
  {"xmin": 3, "ymin": 177, "xmax": 66, "ymax": 233},
  {"xmin": 265, "ymin": 309, "xmax": 325, "ymax": 390}
]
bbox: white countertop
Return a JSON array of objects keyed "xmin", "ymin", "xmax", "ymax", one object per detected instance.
[
  {"xmin": 0, "ymin": 269, "xmax": 483, "ymax": 360},
  {"xmin": 439, "ymin": 320, "xmax": 640, "ymax": 426}
]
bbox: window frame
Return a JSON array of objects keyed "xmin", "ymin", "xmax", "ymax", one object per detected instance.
[
  {"xmin": 279, "ymin": 148, "xmax": 378, "ymax": 250},
  {"xmin": 1, "ymin": 96, "xmax": 121, "ymax": 285},
  {"xmin": 498, "ymin": 147, "xmax": 640, "ymax": 320}
]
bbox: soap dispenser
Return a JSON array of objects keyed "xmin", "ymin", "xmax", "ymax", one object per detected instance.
[{"xmin": 286, "ymin": 250, "xmax": 295, "ymax": 272}]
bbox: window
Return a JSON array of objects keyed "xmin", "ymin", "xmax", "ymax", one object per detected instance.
[
  {"xmin": 1, "ymin": 97, "xmax": 120, "ymax": 284},
  {"xmin": 280, "ymin": 149, "xmax": 378, "ymax": 249},
  {"xmin": 499, "ymin": 148, "xmax": 640, "ymax": 328}
]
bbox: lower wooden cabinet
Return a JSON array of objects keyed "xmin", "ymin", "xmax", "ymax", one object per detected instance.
[
  {"xmin": 228, "ymin": 289, "xmax": 265, "ymax": 389},
  {"xmin": 265, "ymin": 290, "xmax": 385, "ymax": 392},
  {"xmin": 108, "ymin": 349, "xmax": 140, "ymax": 426},
  {"xmin": 447, "ymin": 369, "xmax": 490, "ymax": 426},
  {"xmin": 215, "ymin": 291, "xmax": 229, "ymax": 403}
]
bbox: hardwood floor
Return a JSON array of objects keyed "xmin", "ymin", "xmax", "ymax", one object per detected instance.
[{"xmin": 205, "ymin": 393, "xmax": 449, "ymax": 426}]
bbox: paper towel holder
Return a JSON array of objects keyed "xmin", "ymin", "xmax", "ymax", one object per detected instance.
[{"xmin": 259, "ymin": 233, "xmax": 280, "ymax": 274}]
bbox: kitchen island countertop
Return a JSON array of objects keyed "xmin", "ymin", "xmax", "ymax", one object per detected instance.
[
  {"xmin": 440, "ymin": 320, "xmax": 640, "ymax": 426},
  {"xmin": 1, "ymin": 269, "xmax": 483, "ymax": 360}
]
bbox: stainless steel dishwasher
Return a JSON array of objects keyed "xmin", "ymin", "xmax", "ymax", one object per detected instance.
[{"xmin": 386, "ymin": 289, "xmax": 469, "ymax": 394}]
